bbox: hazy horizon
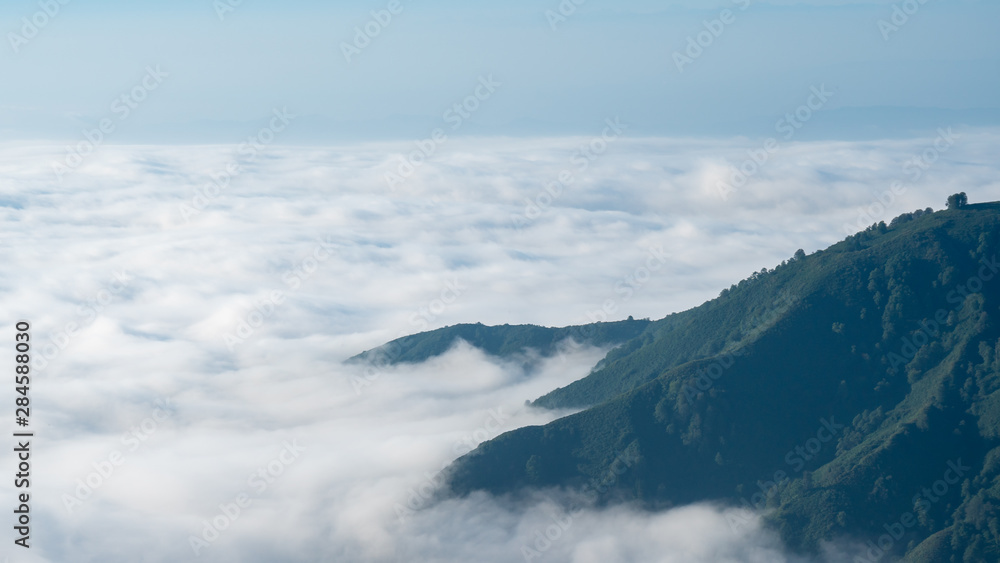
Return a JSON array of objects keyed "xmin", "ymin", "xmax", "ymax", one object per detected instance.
[{"xmin": 3, "ymin": 0, "xmax": 997, "ymax": 143}]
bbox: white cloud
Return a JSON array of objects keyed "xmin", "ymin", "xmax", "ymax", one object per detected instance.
[{"xmin": 0, "ymin": 132, "xmax": 997, "ymax": 560}]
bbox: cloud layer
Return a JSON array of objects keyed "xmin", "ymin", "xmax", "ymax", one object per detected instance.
[{"xmin": 0, "ymin": 132, "xmax": 998, "ymax": 561}]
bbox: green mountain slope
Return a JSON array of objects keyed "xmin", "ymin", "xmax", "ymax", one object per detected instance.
[
  {"xmin": 348, "ymin": 319, "xmax": 651, "ymax": 369},
  {"xmin": 430, "ymin": 202, "xmax": 1000, "ymax": 561}
]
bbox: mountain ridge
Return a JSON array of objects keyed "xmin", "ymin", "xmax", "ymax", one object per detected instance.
[{"xmin": 355, "ymin": 198, "xmax": 1000, "ymax": 561}]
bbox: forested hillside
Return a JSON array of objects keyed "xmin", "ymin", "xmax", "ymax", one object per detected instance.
[{"xmin": 357, "ymin": 200, "xmax": 1000, "ymax": 561}]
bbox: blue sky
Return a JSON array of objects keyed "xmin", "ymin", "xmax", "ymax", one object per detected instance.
[{"xmin": 1, "ymin": 0, "xmax": 997, "ymax": 141}]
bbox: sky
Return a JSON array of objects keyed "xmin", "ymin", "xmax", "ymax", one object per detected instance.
[
  {"xmin": 1, "ymin": 0, "xmax": 998, "ymax": 142},
  {"xmin": 2, "ymin": 0, "xmax": 999, "ymax": 561}
]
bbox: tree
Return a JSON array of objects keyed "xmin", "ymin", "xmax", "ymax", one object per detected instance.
[
  {"xmin": 794, "ymin": 249, "xmax": 806, "ymax": 261},
  {"xmin": 947, "ymin": 192, "xmax": 969, "ymax": 210}
]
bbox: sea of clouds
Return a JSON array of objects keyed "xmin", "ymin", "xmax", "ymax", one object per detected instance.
[{"xmin": 0, "ymin": 130, "xmax": 998, "ymax": 562}]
